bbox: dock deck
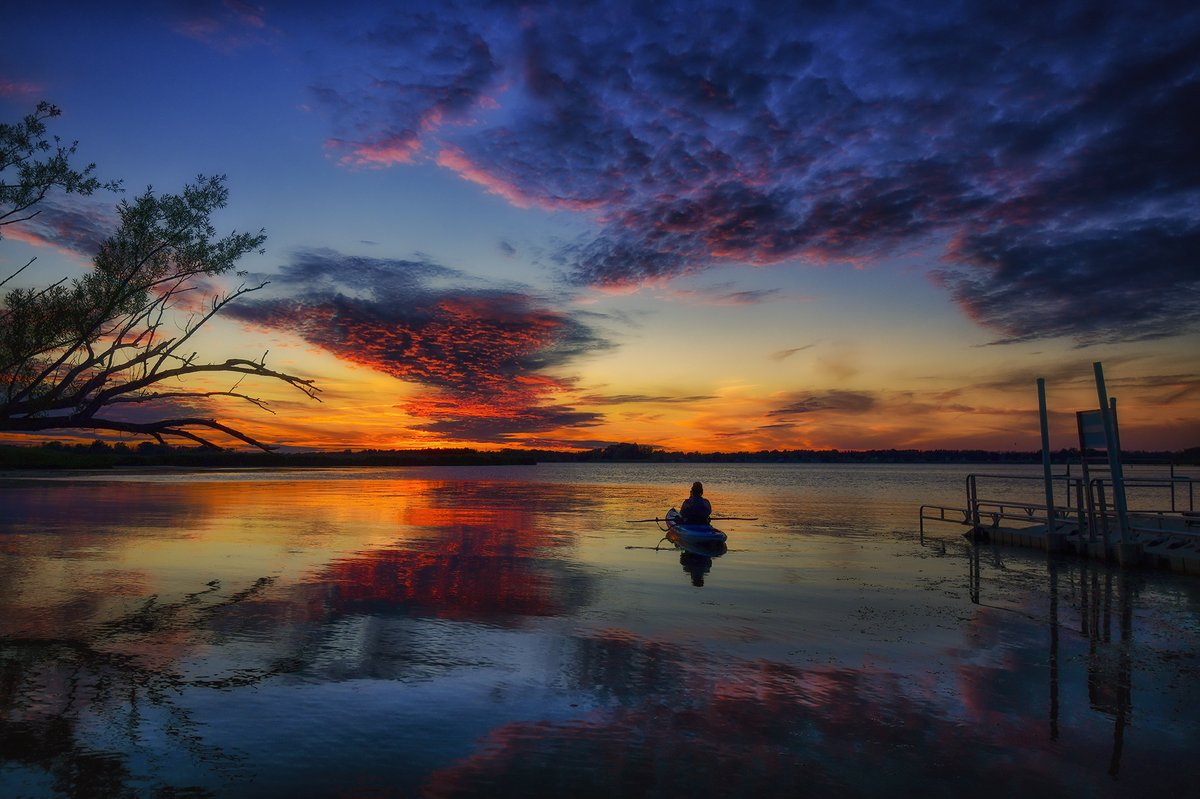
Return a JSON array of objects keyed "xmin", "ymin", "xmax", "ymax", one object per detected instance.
[{"xmin": 920, "ymin": 468, "xmax": 1200, "ymax": 575}]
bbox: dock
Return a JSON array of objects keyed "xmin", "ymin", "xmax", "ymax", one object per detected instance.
[{"xmin": 920, "ymin": 467, "xmax": 1200, "ymax": 575}]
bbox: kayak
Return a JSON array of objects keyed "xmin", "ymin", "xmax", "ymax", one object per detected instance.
[
  {"xmin": 672, "ymin": 536, "xmax": 728, "ymax": 559},
  {"xmin": 665, "ymin": 507, "xmax": 728, "ymax": 544}
]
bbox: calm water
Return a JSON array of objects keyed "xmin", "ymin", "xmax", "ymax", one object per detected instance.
[{"xmin": 1, "ymin": 463, "xmax": 1197, "ymax": 798}]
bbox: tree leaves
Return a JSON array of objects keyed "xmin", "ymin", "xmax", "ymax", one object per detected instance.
[
  {"xmin": 1, "ymin": 105, "xmax": 316, "ymax": 450},
  {"xmin": 0, "ymin": 101, "xmax": 119, "ymax": 234}
]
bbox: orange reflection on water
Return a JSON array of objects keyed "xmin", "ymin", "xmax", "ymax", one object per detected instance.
[
  {"xmin": 0, "ymin": 476, "xmax": 583, "ymax": 644},
  {"xmin": 2, "ymin": 470, "xmax": 1198, "ymax": 798},
  {"xmin": 300, "ymin": 492, "xmax": 576, "ymax": 624},
  {"xmin": 398, "ymin": 502, "xmax": 548, "ymax": 538},
  {"xmin": 304, "ymin": 544, "xmax": 563, "ymax": 623}
]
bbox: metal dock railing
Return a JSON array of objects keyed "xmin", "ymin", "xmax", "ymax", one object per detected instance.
[{"xmin": 920, "ymin": 467, "xmax": 1200, "ymax": 572}]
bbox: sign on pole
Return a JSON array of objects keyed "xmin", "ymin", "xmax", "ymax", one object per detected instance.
[{"xmin": 1076, "ymin": 409, "xmax": 1108, "ymax": 451}]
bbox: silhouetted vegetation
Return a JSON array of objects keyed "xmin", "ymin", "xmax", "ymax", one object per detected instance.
[
  {"xmin": 555, "ymin": 444, "xmax": 1197, "ymax": 465},
  {"xmin": 563, "ymin": 445, "xmax": 1198, "ymax": 465},
  {"xmin": 0, "ymin": 441, "xmax": 536, "ymax": 469},
  {"xmin": 2, "ymin": 104, "xmax": 318, "ymax": 451},
  {"xmin": 2, "ymin": 440, "xmax": 1195, "ymax": 470}
]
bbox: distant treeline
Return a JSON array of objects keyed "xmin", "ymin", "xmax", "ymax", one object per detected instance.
[
  {"xmin": 554, "ymin": 442, "xmax": 1200, "ymax": 465},
  {"xmin": 2, "ymin": 440, "xmax": 1197, "ymax": 470},
  {"xmin": 0, "ymin": 441, "xmax": 536, "ymax": 470}
]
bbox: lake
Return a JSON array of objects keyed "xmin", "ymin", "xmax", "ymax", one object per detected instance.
[{"xmin": 1, "ymin": 463, "xmax": 1197, "ymax": 797}]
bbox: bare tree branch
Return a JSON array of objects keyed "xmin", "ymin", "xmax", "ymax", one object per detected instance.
[
  {"xmin": 0, "ymin": 255, "xmax": 37, "ymax": 290},
  {"xmin": 2, "ymin": 110, "xmax": 319, "ymax": 451},
  {"xmin": 108, "ymin": 389, "xmax": 275, "ymax": 413},
  {"xmin": 4, "ymin": 414, "xmax": 278, "ymax": 451}
]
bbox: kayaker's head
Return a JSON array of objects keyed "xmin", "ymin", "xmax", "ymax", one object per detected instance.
[{"xmin": 690, "ymin": 481, "xmax": 704, "ymax": 496}]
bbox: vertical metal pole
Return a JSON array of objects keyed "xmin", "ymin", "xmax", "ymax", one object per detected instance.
[
  {"xmin": 1082, "ymin": 461, "xmax": 1095, "ymax": 542},
  {"xmin": 1076, "ymin": 477, "xmax": 1086, "ymax": 537},
  {"xmin": 1169, "ymin": 463, "xmax": 1176, "ymax": 512},
  {"xmin": 1037, "ymin": 379, "xmax": 1056, "ymax": 533},
  {"xmin": 968, "ymin": 474, "xmax": 980, "ymax": 533},
  {"xmin": 1093, "ymin": 362, "xmax": 1130, "ymax": 545},
  {"xmin": 1110, "ymin": 396, "xmax": 1123, "ymax": 470}
]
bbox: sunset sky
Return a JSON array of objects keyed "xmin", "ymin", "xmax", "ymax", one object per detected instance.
[{"xmin": 2, "ymin": 0, "xmax": 1197, "ymax": 452}]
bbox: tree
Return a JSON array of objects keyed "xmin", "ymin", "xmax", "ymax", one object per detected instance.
[
  {"xmin": 1, "ymin": 101, "xmax": 118, "ymax": 235},
  {"xmin": 1, "ymin": 104, "xmax": 318, "ymax": 450}
]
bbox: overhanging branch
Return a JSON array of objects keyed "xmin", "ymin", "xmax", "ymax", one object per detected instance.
[
  {"xmin": 5, "ymin": 415, "xmax": 280, "ymax": 451},
  {"xmin": 2, "ymin": 169, "xmax": 317, "ymax": 451}
]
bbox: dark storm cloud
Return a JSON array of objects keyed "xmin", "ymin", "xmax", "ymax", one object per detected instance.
[
  {"xmin": 311, "ymin": 6, "xmax": 499, "ymax": 166},
  {"xmin": 578, "ymin": 393, "xmax": 715, "ymax": 405},
  {"xmin": 227, "ymin": 250, "xmax": 609, "ymax": 440},
  {"xmin": 404, "ymin": 403, "xmax": 602, "ymax": 445},
  {"xmin": 768, "ymin": 390, "xmax": 878, "ymax": 417},
  {"xmin": 770, "ymin": 344, "xmax": 816, "ymax": 362},
  {"xmin": 308, "ymin": 0, "xmax": 1200, "ymax": 344},
  {"xmin": 936, "ymin": 222, "xmax": 1200, "ymax": 344}
]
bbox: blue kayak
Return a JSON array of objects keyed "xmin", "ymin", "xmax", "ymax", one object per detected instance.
[{"xmin": 665, "ymin": 508, "xmax": 728, "ymax": 544}]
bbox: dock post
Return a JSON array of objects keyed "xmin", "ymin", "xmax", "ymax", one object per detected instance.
[
  {"xmin": 1093, "ymin": 362, "xmax": 1131, "ymax": 549},
  {"xmin": 1037, "ymin": 378, "xmax": 1062, "ymax": 551},
  {"xmin": 967, "ymin": 474, "xmax": 982, "ymax": 535}
]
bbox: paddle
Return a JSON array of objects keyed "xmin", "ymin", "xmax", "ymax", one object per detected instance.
[{"xmin": 626, "ymin": 516, "xmax": 758, "ymax": 522}]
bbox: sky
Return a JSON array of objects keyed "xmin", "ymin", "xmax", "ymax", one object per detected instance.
[{"xmin": 2, "ymin": 0, "xmax": 1198, "ymax": 452}]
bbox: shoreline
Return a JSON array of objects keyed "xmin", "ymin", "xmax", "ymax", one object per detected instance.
[{"xmin": 3, "ymin": 442, "xmax": 1196, "ymax": 472}]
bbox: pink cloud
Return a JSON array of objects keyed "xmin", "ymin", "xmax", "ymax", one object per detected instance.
[
  {"xmin": 436, "ymin": 147, "xmax": 603, "ymax": 212},
  {"xmin": 170, "ymin": 0, "xmax": 272, "ymax": 50},
  {"xmin": 0, "ymin": 79, "xmax": 42, "ymax": 98},
  {"xmin": 224, "ymin": 0, "xmax": 265, "ymax": 29},
  {"xmin": 327, "ymin": 134, "xmax": 422, "ymax": 168}
]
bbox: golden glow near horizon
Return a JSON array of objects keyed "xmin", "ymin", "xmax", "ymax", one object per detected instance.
[{"xmin": 0, "ymin": 280, "xmax": 1194, "ymax": 453}]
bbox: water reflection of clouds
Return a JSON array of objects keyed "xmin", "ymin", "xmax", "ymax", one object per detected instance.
[
  {"xmin": 424, "ymin": 622, "xmax": 1184, "ymax": 797},
  {"xmin": 283, "ymin": 481, "xmax": 601, "ymax": 629},
  {"xmin": 2, "ymin": 475, "xmax": 1199, "ymax": 797},
  {"xmin": 0, "ymin": 482, "xmax": 204, "ymax": 532},
  {"xmin": 427, "ymin": 633, "xmax": 1072, "ymax": 797},
  {"xmin": 302, "ymin": 544, "xmax": 579, "ymax": 625}
]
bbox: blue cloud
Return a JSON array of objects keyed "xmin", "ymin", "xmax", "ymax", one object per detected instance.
[{"xmin": 304, "ymin": 0, "xmax": 1200, "ymax": 343}]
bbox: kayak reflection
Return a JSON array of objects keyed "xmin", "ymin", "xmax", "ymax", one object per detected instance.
[{"xmin": 666, "ymin": 534, "xmax": 728, "ymax": 587}]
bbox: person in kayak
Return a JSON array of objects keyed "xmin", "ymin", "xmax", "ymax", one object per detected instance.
[{"xmin": 679, "ymin": 481, "xmax": 713, "ymax": 524}]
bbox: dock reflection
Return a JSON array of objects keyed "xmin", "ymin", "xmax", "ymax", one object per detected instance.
[{"xmin": 967, "ymin": 543, "xmax": 1136, "ymax": 778}]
